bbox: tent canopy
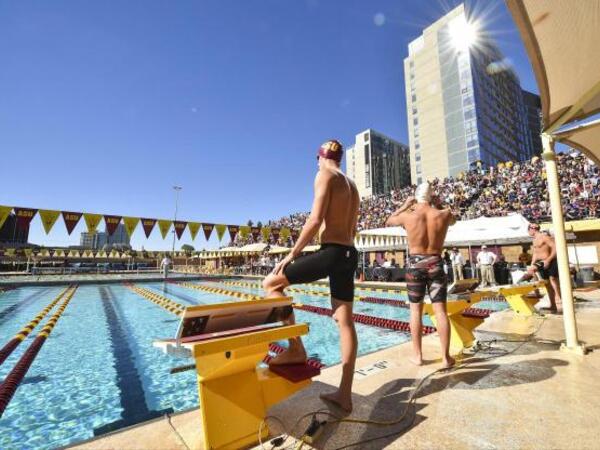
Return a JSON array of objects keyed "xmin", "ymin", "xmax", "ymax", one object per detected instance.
[{"xmin": 358, "ymin": 214, "xmax": 532, "ymax": 248}]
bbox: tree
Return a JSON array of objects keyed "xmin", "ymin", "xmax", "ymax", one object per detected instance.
[
  {"xmin": 181, "ymin": 244, "xmax": 195, "ymax": 253},
  {"xmin": 257, "ymin": 221, "xmax": 263, "ymax": 228},
  {"xmin": 247, "ymin": 219, "xmax": 253, "ymax": 227}
]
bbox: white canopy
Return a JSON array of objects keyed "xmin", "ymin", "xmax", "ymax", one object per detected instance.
[{"xmin": 357, "ymin": 214, "xmax": 532, "ymax": 249}]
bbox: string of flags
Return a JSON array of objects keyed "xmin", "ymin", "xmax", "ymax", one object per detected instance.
[{"xmin": 0, "ymin": 205, "xmax": 299, "ymax": 243}]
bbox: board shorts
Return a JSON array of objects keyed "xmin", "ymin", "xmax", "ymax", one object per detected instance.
[
  {"xmin": 284, "ymin": 243, "xmax": 358, "ymax": 301},
  {"xmin": 536, "ymin": 258, "xmax": 559, "ymax": 279},
  {"xmin": 406, "ymin": 254, "xmax": 447, "ymax": 303}
]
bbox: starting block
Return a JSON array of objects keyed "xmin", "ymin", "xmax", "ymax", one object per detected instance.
[
  {"xmin": 154, "ymin": 297, "xmax": 319, "ymax": 450},
  {"xmin": 500, "ymin": 281, "xmax": 547, "ymax": 316},
  {"xmin": 423, "ymin": 290, "xmax": 493, "ymax": 354}
]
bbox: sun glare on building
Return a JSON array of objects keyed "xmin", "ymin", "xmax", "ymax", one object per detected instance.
[{"xmin": 448, "ymin": 15, "xmax": 477, "ymax": 52}]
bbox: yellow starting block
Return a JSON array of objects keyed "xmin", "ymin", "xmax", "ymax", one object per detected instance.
[
  {"xmin": 500, "ymin": 281, "xmax": 547, "ymax": 316},
  {"xmin": 422, "ymin": 290, "xmax": 493, "ymax": 354},
  {"xmin": 154, "ymin": 297, "xmax": 319, "ymax": 450}
]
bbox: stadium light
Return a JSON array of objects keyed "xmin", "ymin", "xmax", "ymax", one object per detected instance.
[{"xmin": 448, "ymin": 15, "xmax": 477, "ymax": 52}]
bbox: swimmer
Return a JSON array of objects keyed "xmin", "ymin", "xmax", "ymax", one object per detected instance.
[
  {"xmin": 263, "ymin": 139, "xmax": 360, "ymax": 412},
  {"xmin": 385, "ymin": 183, "xmax": 456, "ymax": 368},
  {"xmin": 528, "ymin": 223, "xmax": 561, "ymax": 313}
]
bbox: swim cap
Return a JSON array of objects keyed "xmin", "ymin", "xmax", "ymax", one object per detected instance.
[
  {"xmin": 415, "ymin": 182, "xmax": 432, "ymax": 203},
  {"xmin": 318, "ymin": 140, "xmax": 343, "ymax": 162}
]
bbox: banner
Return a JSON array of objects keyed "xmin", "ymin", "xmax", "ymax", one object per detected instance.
[
  {"xmin": 188, "ymin": 222, "xmax": 201, "ymax": 240},
  {"xmin": 54, "ymin": 249, "xmax": 66, "ymax": 258},
  {"xmin": 0, "ymin": 206, "xmax": 13, "ymax": 230},
  {"xmin": 23, "ymin": 248, "xmax": 33, "ymax": 258},
  {"xmin": 5, "ymin": 248, "xmax": 15, "ymax": 257},
  {"xmin": 39, "ymin": 210, "xmax": 60, "ymax": 234},
  {"xmin": 158, "ymin": 220, "xmax": 172, "ymax": 239},
  {"xmin": 215, "ymin": 224, "xmax": 227, "ymax": 241},
  {"xmin": 202, "ymin": 223, "xmax": 214, "ymax": 241},
  {"xmin": 251, "ymin": 226, "xmax": 261, "ymax": 241},
  {"xmin": 14, "ymin": 208, "xmax": 38, "ymax": 231},
  {"xmin": 62, "ymin": 211, "xmax": 82, "ymax": 235},
  {"xmin": 228, "ymin": 225, "xmax": 239, "ymax": 242},
  {"xmin": 123, "ymin": 217, "xmax": 140, "ymax": 238},
  {"xmin": 104, "ymin": 215, "xmax": 122, "ymax": 236},
  {"xmin": 271, "ymin": 227, "xmax": 280, "ymax": 242},
  {"xmin": 83, "ymin": 213, "xmax": 102, "ymax": 234},
  {"xmin": 173, "ymin": 221, "xmax": 188, "ymax": 239},
  {"xmin": 141, "ymin": 218, "xmax": 157, "ymax": 238},
  {"xmin": 68, "ymin": 249, "xmax": 81, "ymax": 258},
  {"xmin": 239, "ymin": 225, "xmax": 250, "ymax": 239},
  {"xmin": 261, "ymin": 226, "xmax": 271, "ymax": 242},
  {"xmin": 97, "ymin": 250, "xmax": 108, "ymax": 258}
]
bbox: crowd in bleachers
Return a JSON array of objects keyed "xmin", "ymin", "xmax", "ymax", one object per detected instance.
[{"xmin": 232, "ymin": 151, "xmax": 600, "ymax": 246}]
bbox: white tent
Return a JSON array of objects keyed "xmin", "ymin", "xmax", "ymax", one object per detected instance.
[{"xmin": 357, "ymin": 214, "xmax": 532, "ymax": 249}]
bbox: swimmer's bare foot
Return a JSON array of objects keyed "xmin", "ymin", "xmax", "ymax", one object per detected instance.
[
  {"xmin": 320, "ymin": 391, "xmax": 352, "ymax": 413},
  {"xmin": 442, "ymin": 356, "xmax": 456, "ymax": 369},
  {"xmin": 268, "ymin": 348, "xmax": 307, "ymax": 366},
  {"xmin": 409, "ymin": 356, "xmax": 423, "ymax": 366}
]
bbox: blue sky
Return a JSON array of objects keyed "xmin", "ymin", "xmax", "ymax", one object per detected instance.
[{"xmin": 0, "ymin": 0, "xmax": 539, "ymax": 250}]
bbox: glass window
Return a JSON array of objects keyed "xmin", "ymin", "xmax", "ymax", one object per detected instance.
[
  {"xmin": 364, "ymin": 133, "xmax": 369, "ymax": 142},
  {"xmin": 464, "ymin": 108, "xmax": 475, "ymax": 119},
  {"xmin": 365, "ymin": 171, "xmax": 370, "ymax": 188},
  {"xmin": 413, "ymin": 118, "xmax": 418, "ymax": 126},
  {"xmin": 411, "ymin": 94, "xmax": 417, "ymax": 102},
  {"xmin": 364, "ymin": 144, "xmax": 370, "ymax": 161}
]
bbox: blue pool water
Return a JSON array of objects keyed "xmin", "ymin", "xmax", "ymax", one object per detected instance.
[{"xmin": 0, "ymin": 279, "xmax": 507, "ymax": 449}]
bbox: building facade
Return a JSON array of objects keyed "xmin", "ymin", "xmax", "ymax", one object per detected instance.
[
  {"xmin": 404, "ymin": 3, "xmax": 537, "ymax": 183},
  {"xmin": 80, "ymin": 224, "xmax": 130, "ymax": 249},
  {"xmin": 521, "ymin": 89, "xmax": 543, "ymax": 157},
  {"xmin": 345, "ymin": 129, "xmax": 411, "ymax": 198},
  {"xmin": 0, "ymin": 214, "xmax": 29, "ymax": 245}
]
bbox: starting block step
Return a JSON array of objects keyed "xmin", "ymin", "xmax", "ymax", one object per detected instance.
[{"xmin": 269, "ymin": 363, "xmax": 321, "ymax": 383}]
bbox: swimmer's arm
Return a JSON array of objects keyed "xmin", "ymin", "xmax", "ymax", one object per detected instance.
[
  {"xmin": 290, "ymin": 172, "xmax": 331, "ymax": 257},
  {"xmin": 385, "ymin": 196, "xmax": 415, "ymax": 227}
]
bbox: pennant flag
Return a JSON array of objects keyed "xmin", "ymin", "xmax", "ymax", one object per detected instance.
[
  {"xmin": 261, "ymin": 226, "xmax": 271, "ymax": 242},
  {"xmin": 83, "ymin": 213, "xmax": 103, "ymax": 234},
  {"xmin": 251, "ymin": 226, "xmax": 261, "ymax": 241},
  {"xmin": 54, "ymin": 249, "xmax": 65, "ymax": 258},
  {"xmin": 202, "ymin": 223, "xmax": 214, "ymax": 240},
  {"xmin": 39, "ymin": 210, "xmax": 60, "ymax": 234},
  {"xmin": 158, "ymin": 220, "xmax": 172, "ymax": 239},
  {"xmin": 140, "ymin": 218, "xmax": 157, "ymax": 238},
  {"xmin": 14, "ymin": 208, "xmax": 38, "ymax": 231},
  {"xmin": 215, "ymin": 224, "xmax": 227, "ymax": 241},
  {"xmin": 39, "ymin": 249, "xmax": 50, "ymax": 257},
  {"xmin": 104, "ymin": 215, "xmax": 122, "ymax": 236},
  {"xmin": 123, "ymin": 217, "xmax": 140, "ymax": 238},
  {"xmin": 109, "ymin": 250, "xmax": 120, "ymax": 259},
  {"xmin": 68, "ymin": 249, "xmax": 81, "ymax": 258},
  {"xmin": 280, "ymin": 227, "xmax": 291, "ymax": 242},
  {"xmin": 228, "ymin": 225, "xmax": 239, "ymax": 242},
  {"xmin": 271, "ymin": 227, "xmax": 281, "ymax": 242},
  {"xmin": 188, "ymin": 222, "xmax": 201, "ymax": 240},
  {"xmin": 23, "ymin": 248, "xmax": 33, "ymax": 258},
  {"xmin": 83, "ymin": 250, "xmax": 93, "ymax": 258},
  {"xmin": 239, "ymin": 225, "xmax": 250, "ymax": 239},
  {"xmin": 48, "ymin": 248, "xmax": 55, "ymax": 258},
  {"xmin": 0, "ymin": 206, "xmax": 12, "ymax": 230},
  {"xmin": 62, "ymin": 211, "xmax": 82, "ymax": 235},
  {"xmin": 146, "ymin": 251, "xmax": 155, "ymax": 258},
  {"xmin": 97, "ymin": 250, "xmax": 108, "ymax": 258},
  {"xmin": 5, "ymin": 248, "xmax": 15, "ymax": 257},
  {"xmin": 173, "ymin": 221, "xmax": 188, "ymax": 239}
]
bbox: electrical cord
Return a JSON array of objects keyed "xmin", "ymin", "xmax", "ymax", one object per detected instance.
[
  {"xmin": 166, "ymin": 412, "xmax": 192, "ymax": 450},
  {"xmin": 258, "ymin": 315, "xmax": 548, "ymax": 450}
]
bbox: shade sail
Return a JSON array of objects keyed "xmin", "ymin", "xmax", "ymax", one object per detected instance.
[
  {"xmin": 556, "ymin": 118, "xmax": 600, "ymax": 165},
  {"xmin": 506, "ymin": 0, "xmax": 600, "ymax": 131}
]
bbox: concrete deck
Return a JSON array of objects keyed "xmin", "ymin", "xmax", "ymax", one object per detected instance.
[{"xmin": 68, "ymin": 298, "xmax": 600, "ymax": 450}]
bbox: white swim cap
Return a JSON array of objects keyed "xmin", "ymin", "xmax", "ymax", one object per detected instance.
[{"xmin": 415, "ymin": 182, "xmax": 432, "ymax": 203}]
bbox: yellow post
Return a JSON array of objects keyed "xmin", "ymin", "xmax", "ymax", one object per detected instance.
[{"xmin": 541, "ymin": 133, "xmax": 585, "ymax": 354}]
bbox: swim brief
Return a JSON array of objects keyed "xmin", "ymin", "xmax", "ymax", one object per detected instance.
[
  {"xmin": 284, "ymin": 243, "xmax": 358, "ymax": 301},
  {"xmin": 535, "ymin": 258, "xmax": 559, "ymax": 279},
  {"xmin": 406, "ymin": 254, "xmax": 447, "ymax": 303}
]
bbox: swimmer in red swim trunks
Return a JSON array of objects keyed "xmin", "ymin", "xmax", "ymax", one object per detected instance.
[{"xmin": 386, "ymin": 183, "xmax": 456, "ymax": 368}]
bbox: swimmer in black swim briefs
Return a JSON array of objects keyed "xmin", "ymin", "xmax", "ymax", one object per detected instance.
[
  {"xmin": 535, "ymin": 258, "xmax": 559, "ymax": 280},
  {"xmin": 406, "ymin": 254, "xmax": 448, "ymax": 303},
  {"xmin": 284, "ymin": 244, "xmax": 358, "ymax": 301}
]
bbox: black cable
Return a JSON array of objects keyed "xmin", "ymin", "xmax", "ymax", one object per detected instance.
[{"xmin": 166, "ymin": 412, "xmax": 192, "ymax": 450}]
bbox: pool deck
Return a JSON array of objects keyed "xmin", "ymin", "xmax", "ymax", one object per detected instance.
[{"xmin": 67, "ymin": 290, "xmax": 600, "ymax": 450}]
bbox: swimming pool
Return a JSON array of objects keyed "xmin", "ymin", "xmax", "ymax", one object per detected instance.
[{"xmin": 0, "ymin": 278, "xmax": 427, "ymax": 449}]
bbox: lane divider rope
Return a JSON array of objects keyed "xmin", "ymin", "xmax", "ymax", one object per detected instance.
[{"xmin": 124, "ymin": 283, "xmax": 185, "ymax": 316}]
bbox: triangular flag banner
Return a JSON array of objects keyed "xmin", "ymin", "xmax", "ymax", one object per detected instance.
[
  {"xmin": 141, "ymin": 218, "xmax": 157, "ymax": 238},
  {"xmin": 228, "ymin": 225, "xmax": 239, "ymax": 242},
  {"xmin": 173, "ymin": 221, "xmax": 187, "ymax": 239},
  {"xmin": 104, "ymin": 215, "xmax": 122, "ymax": 236},
  {"xmin": 23, "ymin": 248, "xmax": 33, "ymax": 258},
  {"xmin": 158, "ymin": 220, "xmax": 172, "ymax": 239},
  {"xmin": 202, "ymin": 223, "xmax": 214, "ymax": 241},
  {"xmin": 215, "ymin": 224, "xmax": 227, "ymax": 241},
  {"xmin": 14, "ymin": 208, "xmax": 38, "ymax": 231},
  {"xmin": 280, "ymin": 227, "xmax": 291, "ymax": 242},
  {"xmin": 0, "ymin": 206, "xmax": 13, "ymax": 230},
  {"xmin": 54, "ymin": 249, "xmax": 65, "ymax": 258},
  {"xmin": 39, "ymin": 210, "xmax": 60, "ymax": 234},
  {"xmin": 123, "ymin": 217, "xmax": 140, "ymax": 238},
  {"xmin": 5, "ymin": 248, "xmax": 15, "ymax": 257},
  {"xmin": 62, "ymin": 211, "xmax": 82, "ymax": 235},
  {"xmin": 251, "ymin": 227, "xmax": 261, "ymax": 241},
  {"xmin": 68, "ymin": 249, "xmax": 81, "ymax": 258},
  {"xmin": 271, "ymin": 227, "xmax": 280, "ymax": 242},
  {"xmin": 261, "ymin": 226, "xmax": 271, "ymax": 242},
  {"xmin": 188, "ymin": 222, "xmax": 201, "ymax": 240},
  {"xmin": 239, "ymin": 226, "xmax": 250, "ymax": 239},
  {"xmin": 83, "ymin": 213, "xmax": 102, "ymax": 234}
]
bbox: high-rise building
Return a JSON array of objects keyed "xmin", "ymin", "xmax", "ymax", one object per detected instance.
[
  {"xmin": 80, "ymin": 224, "xmax": 130, "ymax": 249},
  {"xmin": 404, "ymin": 3, "xmax": 536, "ymax": 183},
  {"xmin": 0, "ymin": 214, "xmax": 29, "ymax": 244},
  {"xmin": 345, "ymin": 129, "xmax": 411, "ymax": 198},
  {"xmin": 521, "ymin": 89, "xmax": 543, "ymax": 156}
]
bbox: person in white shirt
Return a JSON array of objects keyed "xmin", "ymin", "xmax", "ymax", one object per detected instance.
[
  {"xmin": 450, "ymin": 248, "xmax": 465, "ymax": 281},
  {"xmin": 477, "ymin": 245, "xmax": 497, "ymax": 287},
  {"xmin": 160, "ymin": 255, "xmax": 172, "ymax": 279}
]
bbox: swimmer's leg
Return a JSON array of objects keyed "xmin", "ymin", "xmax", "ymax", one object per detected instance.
[
  {"xmin": 409, "ymin": 302, "xmax": 424, "ymax": 366},
  {"xmin": 432, "ymin": 302, "xmax": 454, "ymax": 368}
]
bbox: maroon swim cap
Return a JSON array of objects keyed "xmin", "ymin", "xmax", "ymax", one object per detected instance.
[{"xmin": 318, "ymin": 140, "xmax": 343, "ymax": 162}]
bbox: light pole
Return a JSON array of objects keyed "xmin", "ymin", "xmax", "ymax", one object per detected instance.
[{"xmin": 172, "ymin": 186, "xmax": 182, "ymax": 254}]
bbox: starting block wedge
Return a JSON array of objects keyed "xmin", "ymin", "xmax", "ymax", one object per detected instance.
[
  {"xmin": 154, "ymin": 297, "xmax": 319, "ymax": 450},
  {"xmin": 500, "ymin": 281, "xmax": 547, "ymax": 316}
]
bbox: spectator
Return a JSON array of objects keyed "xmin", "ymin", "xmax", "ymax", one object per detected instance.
[
  {"xmin": 450, "ymin": 248, "xmax": 465, "ymax": 281},
  {"xmin": 477, "ymin": 245, "xmax": 497, "ymax": 287}
]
